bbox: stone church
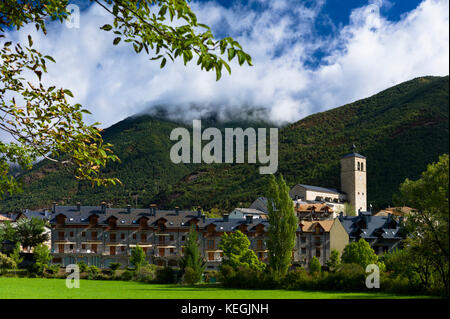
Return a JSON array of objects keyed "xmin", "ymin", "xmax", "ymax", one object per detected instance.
[{"xmin": 289, "ymin": 147, "xmax": 367, "ymax": 216}]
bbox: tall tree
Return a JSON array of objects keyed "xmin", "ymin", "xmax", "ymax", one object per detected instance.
[
  {"xmin": 129, "ymin": 244, "xmax": 146, "ymax": 270},
  {"xmin": 179, "ymin": 225, "xmax": 205, "ymax": 284},
  {"xmin": 399, "ymin": 154, "xmax": 449, "ymax": 293},
  {"xmin": 0, "ymin": 0, "xmax": 251, "ymax": 197},
  {"xmin": 266, "ymin": 174, "xmax": 298, "ymax": 280}
]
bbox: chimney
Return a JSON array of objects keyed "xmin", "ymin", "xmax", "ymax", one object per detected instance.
[
  {"xmin": 223, "ymin": 214, "xmax": 229, "ymax": 222},
  {"xmin": 197, "ymin": 207, "xmax": 202, "ymax": 218},
  {"xmin": 358, "ymin": 208, "xmax": 362, "ymax": 217},
  {"xmin": 52, "ymin": 201, "xmax": 57, "ymax": 214},
  {"xmin": 175, "ymin": 206, "xmax": 179, "ymax": 216},
  {"xmin": 245, "ymin": 215, "xmax": 253, "ymax": 224},
  {"xmin": 150, "ymin": 204, "xmax": 157, "ymax": 216},
  {"xmin": 339, "ymin": 212, "xmax": 344, "ymax": 220},
  {"xmin": 127, "ymin": 204, "xmax": 131, "ymax": 214},
  {"xmin": 202, "ymin": 215, "xmax": 206, "ymax": 223},
  {"xmin": 77, "ymin": 202, "xmax": 81, "ymax": 211},
  {"xmin": 101, "ymin": 201, "xmax": 106, "ymax": 214}
]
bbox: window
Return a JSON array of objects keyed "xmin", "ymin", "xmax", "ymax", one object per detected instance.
[
  {"xmin": 357, "ymin": 162, "xmax": 360, "ymax": 170},
  {"xmin": 316, "ymin": 248, "xmax": 321, "ymax": 257},
  {"xmin": 207, "ymin": 240, "xmax": 214, "ymax": 249},
  {"xmin": 81, "ymin": 232, "xmax": 86, "ymax": 237},
  {"xmin": 121, "ymin": 246, "xmax": 125, "ymax": 252},
  {"xmin": 91, "ymin": 232, "xmax": 97, "ymax": 240},
  {"xmin": 301, "ymin": 236, "xmax": 306, "ymax": 243},
  {"xmin": 110, "ymin": 233, "xmax": 116, "ymax": 242},
  {"xmin": 121, "ymin": 233, "xmax": 125, "ymax": 239},
  {"xmin": 69, "ymin": 231, "xmax": 74, "ymax": 237},
  {"xmin": 208, "ymin": 252, "xmax": 214, "ymax": 261},
  {"xmin": 301, "ymin": 248, "xmax": 306, "ymax": 254},
  {"xmin": 141, "ymin": 233, "xmax": 147, "ymax": 242},
  {"xmin": 159, "ymin": 235, "xmax": 165, "ymax": 243},
  {"xmin": 58, "ymin": 244, "xmax": 64, "ymax": 253},
  {"xmin": 132, "ymin": 233, "xmax": 136, "ymax": 240},
  {"xmin": 361, "ymin": 163, "xmax": 364, "ymax": 171},
  {"xmin": 257, "ymin": 240, "xmax": 263, "ymax": 249},
  {"xmin": 181, "ymin": 236, "xmax": 186, "ymax": 241},
  {"xmin": 82, "ymin": 244, "xmax": 86, "ymax": 250},
  {"xmin": 58, "ymin": 231, "xmax": 64, "ymax": 240},
  {"xmin": 69, "ymin": 244, "xmax": 73, "ymax": 250},
  {"xmin": 169, "ymin": 235, "xmax": 174, "ymax": 241},
  {"xmin": 257, "ymin": 252, "xmax": 263, "ymax": 260},
  {"xmin": 170, "ymin": 248, "xmax": 174, "ymax": 254}
]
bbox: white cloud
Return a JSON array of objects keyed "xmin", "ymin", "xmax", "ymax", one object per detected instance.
[{"xmin": 2, "ymin": 0, "xmax": 449, "ymax": 129}]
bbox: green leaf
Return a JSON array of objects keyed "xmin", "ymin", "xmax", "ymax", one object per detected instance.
[
  {"xmin": 160, "ymin": 57, "xmax": 167, "ymax": 68},
  {"xmin": 28, "ymin": 35, "xmax": 33, "ymax": 47},
  {"xmin": 100, "ymin": 24, "xmax": 113, "ymax": 31},
  {"xmin": 227, "ymin": 48, "xmax": 236, "ymax": 61},
  {"xmin": 44, "ymin": 55, "xmax": 56, "ymax": 63},
  {"xmin": 113, "ymin": 37, "xmax": 121, "ymax": 45}
]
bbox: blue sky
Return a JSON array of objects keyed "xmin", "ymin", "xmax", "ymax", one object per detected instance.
[{"xmin": 3, "ymin": 0, "xmax": 449, "ymax": 127}]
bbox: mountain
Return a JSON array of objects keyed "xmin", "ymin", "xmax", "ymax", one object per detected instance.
[{"xmin": 0, "ymin": 75, "xmax": 448, "ymax": 213}]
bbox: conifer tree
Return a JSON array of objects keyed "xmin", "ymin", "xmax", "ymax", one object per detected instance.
[
  {"xmin": 266, "ymin": 174, "xmax": 298, "ymax": 280},
  {"xmin": 179, "ymin": 225, "xmax": 205, "ymax": 284}
]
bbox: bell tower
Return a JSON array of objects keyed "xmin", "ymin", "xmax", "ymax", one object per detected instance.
[{"xmin": 340, "ymin": 145, "xmax": 367, "ymax": 212}]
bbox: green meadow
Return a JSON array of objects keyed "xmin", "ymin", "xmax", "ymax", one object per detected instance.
[{"xmin": 0, "ymin": 277, "xmax": 436, "ymax": 299}]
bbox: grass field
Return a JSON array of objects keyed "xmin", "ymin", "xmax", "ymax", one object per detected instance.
[{"xmin": 0, "ymin": 277, "xmax": 437, "ymax": 299}]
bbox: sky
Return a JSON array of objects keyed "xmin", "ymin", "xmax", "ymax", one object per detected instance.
[{"xmin": 3, "ymin": 0, "xmax": 449, "ymax": 128}]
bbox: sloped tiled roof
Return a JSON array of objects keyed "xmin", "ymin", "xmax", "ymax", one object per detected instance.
[
  {"xmin": 299, "ymin": 220, "xmax": 334, "ymax": 232},
  {"xmin": 339, "ymin": 213, "xmax": 404, "ymax": 239},
  {"xmin": 295, "ymin": 184, "xmax": 342, "ymax": 195}
]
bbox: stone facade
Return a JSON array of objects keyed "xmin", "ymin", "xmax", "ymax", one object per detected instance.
[{"xmin": 340, "ymin": 153, "xmax": 367, "ymax": 212}]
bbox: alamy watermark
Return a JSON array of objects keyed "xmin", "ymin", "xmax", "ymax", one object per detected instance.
[
  {"xmin": 365, "ymin": 264, "xmax": 380, "ymax": 289},
  {"xmin": 65, "ymin": 264, "xmax": 80, "ymax": 288},
  {"xmin": 170, "ymin": 120, "xmax": 278, "ymax": 174},
  {"xmin": 66, "ymin": 3, "xmax": 80, "ymax": 29}
]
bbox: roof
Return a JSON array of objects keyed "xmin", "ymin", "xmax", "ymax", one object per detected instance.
[
  {"xmin": 231, "ymin": 208, "xmax": 268, "ymax": 215},
  {"xmin": 299, "ymin": 220, "xmax": 335, "ymax": 232},
  {"xmin": 295, "ymin": 184, "xmax": 342, "ymax": 195},
  {"xmin": 204, "ymin": 218, "xmax": 269, "ymax": 232},
  {"xmin": 249, "ymin": 197, "xmax": 269, "ymax": 213},
  {"xmin": 296, "ymin": 203, "xmax": 333, "ymax": 213},
  {"xmin": 0, "ymin": 214, "xmax": 11, "ymax": 222},
  {"xmin": 341, "ymin": 152, "xmax": 366, "ymax": 159},
  {"xmin": 49, "ymin": 205, "xmax": 207, "ymax": 228},
  {"xmin": 374, "ymin": 206, "xmax": 417, "ymax": 217},
  {"xmin": 338, "ymin": 214, "xmax": 404, "ymax": 239}
]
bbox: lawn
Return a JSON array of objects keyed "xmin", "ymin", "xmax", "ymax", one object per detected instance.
[{"xmin": 0, "ymin": 277, "xmax": 436, "ymax": 299}]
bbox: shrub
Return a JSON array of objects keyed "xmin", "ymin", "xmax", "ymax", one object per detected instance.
[
  {"xmin": 183, "ymin": 267, "xmax": 199, "ymax": 285},
  {"xmin": 0, "ymin": 252, "xmax": 17, "ymax": 273},
  {"xmin": 46, "ymin": 264, "xmax": 61, "ymax": 275},
  {"xmin": 120, "ymin": 269, "xmax": 135, "ymax": 281},
  {"xmin": 109, "ymin": 262, "xmax": 122, "ymax": 277},
  {"xmin": 77, "ymin": 261, "xmax": 88, "ymax": 273},
  {"xmin": 135, "ymin": 264, "xmax": 157, "ymax": 283},
  {"xmin": 27, "ymin": 262, "xmax": 45, "ymax": 276},
  {"xmin": 87, "ymin": 265, "xmax": 100, "ymax": 279},
  {"xmin": 309, "ymin": 257, "xmax": 321, "ymax": 274},
  {"xmin": 322, "ymin": 263, "xmax": 366, "ymax": 291},
  {"xmin": 156, "ymin": 266, "xmax": 176, "ymax": 284}
]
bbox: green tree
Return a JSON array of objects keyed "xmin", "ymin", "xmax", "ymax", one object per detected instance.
[
  {"xmin": 10, "ymin": 242, "xmax": 24, "ymax": 269},
  {"xmin": 33, "ymin": 243, "xmax": 51, "ymax": 265},
  {"xmin": 14, "ymin": 217, "xmax": 49, "ymax": 251},
  {"xmin": 130, "ymin": 244, "xmax": 146, "ymax": 270},
  {"xmin": 0, "ymin": 252, "xmax": 16, "ymax": 273},
  {"xmin": 179, "ymin": 225, "xmax": 205, "ymax": 284},
  {"xmin": 326, "ymin": 249, "xmax": 341, "ymax": 272},
  {"xmin": 341, "ymin": 239, "xmax": 378, "ymax": 268},
  {"xmin": 109, "ymin": 262, "xmax": 122, "ymax": 277},
  {"xmin": 398, "ymin": 154, "xmax": 449, "ymax": 294},
  {"xmin": 0, "ymin": 0, "xmax": 251, "ymax": 197},
  {"xmin": 309, "ymin": 256, "xmax": 321, "ymax": 274},
  {"xmin": 266, "ymin": 174, "xmax": 298, "ymax": 280},
  {"xmin": 0, "ymin": 221, "xmax": 17, "ymax": 249},
  {"xmin": 219, "ymin": 230, "xmax": 265, "ymax": 271}
]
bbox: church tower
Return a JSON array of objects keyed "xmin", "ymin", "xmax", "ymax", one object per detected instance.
[{"xmin": 340, "ymin": 145, "xmax": 367, "ymax": 212}]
